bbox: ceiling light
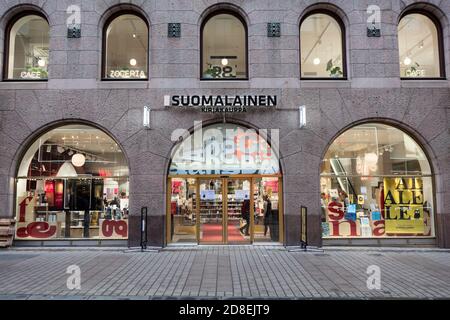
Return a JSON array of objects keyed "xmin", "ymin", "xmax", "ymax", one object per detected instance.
[
  {"xmin": 133, "ymin": 34, "xmax": 136, "ymax": 38},
  {"xmin": 313, "ymin": 58, "xmax": 321, "ymax": 65},
  {"xmin": 221, "ymin": 58, "xmax": 229, "ymax": 66},
  {"xmin": 404, "ymin": 57, "xmax": 412, "ymax": 66},
  {"xmin": 130, "ymin": 58, "xmax": 137, "ymax": 66},
  {"xmin": 71, "ymin": 154, "xmax": 86, "ymax": 167}
]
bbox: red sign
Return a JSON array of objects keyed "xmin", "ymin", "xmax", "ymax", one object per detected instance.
[{"xmin": 16, "ymin": 222, "xmax": 57, "ymax": 239}]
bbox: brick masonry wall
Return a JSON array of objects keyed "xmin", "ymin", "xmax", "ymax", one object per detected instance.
[{"xmin": 0, "ymin": 0, "xmax": 448, "ymax": 247}]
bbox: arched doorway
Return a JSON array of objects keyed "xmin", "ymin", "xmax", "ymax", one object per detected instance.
[
  {"xmin": 15, "ymin": 124, "xmax": 130, "ymax": 242},
  {"xmin": 320, "ymin": 123, "xmax": 435, "ymax": 243},
  {"xmin": 167, "ymin": 123, "xmax": 282, "ymax": 244}
]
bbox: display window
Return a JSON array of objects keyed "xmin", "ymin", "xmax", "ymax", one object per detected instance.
[
  {"xmin": 201, "ymin": 12, "xmax": 247, "ymax": 80},
  {"xmin": 320, "ymin": 123, "xmax": 435, "ymax": 239},
  {"xmin": 16, "ymin": 124, "xmax": 129, "ymax": 240},
  {"xmin": 4, "ymin": 13, "xmax": 49, "ymax": 80},
  {"xmin": 300, "ymin": 12, "xmax": 345, "ymax": 78},
  {"xmin": 398, "ymin": 12, "xmax": 443, "ymax": 78},
  {"xmin": 168, "ymin": 124, "xmax": 282, "ymax": 244},
  {"xmin": 103, "ymin": 13, "xmax": 148, "ymax": 80}
]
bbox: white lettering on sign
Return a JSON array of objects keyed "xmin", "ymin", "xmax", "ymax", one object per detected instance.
[
  {"xmin": 109, "ymin": 70, "xmax": 146, "ymax": 79},
  {"xmin": 406, "ymin": 69, "xmax": 426, "ymax": 77},
  {"xmin": 20, "ymin": 71, "xmax": 41, "ymax": 79}
]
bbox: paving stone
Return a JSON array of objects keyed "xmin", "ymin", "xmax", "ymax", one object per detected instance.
[{"xmin": 1, "ymin": 247, "xmax": 449, "ymax": 299}]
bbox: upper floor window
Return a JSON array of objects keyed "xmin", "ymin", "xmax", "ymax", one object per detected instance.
[
  {"xmin": 4, "ymin": 13, "xmax": 49, "ymax": 80},
  {"xmin": 103, "ymin": 13, "xmax": 148, "ymax": 80},
  {"xmin": 398, "ymin": 12, "xmax": 444, "ymax": 79},
  {"xmin": 300, "ymin": 12, "xmax": 346, "ymax": 79},
  {"xmin": 201, "ymin": 12, "xmax": 247, "ymax": 80}
]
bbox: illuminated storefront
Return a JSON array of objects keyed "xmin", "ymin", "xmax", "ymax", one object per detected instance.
[
  {"xmin": 167, "ymin": 123, "xmax": 283, "ymax": 244},
  {"xmin": 0, "ymin": 1, "xmax": 448, "ymax": 248}
]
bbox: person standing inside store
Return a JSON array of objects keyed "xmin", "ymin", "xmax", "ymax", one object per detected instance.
[
  {"xmin": 240, "ymin": 199, "xmax": 250, "ymax": 236},
  {"xmin": 263, "ymin": 195, "xmax": 272, "ymax": 237},
  {"xmin": 320, "ymin": 192, "xmax": 327, "ymax": 222}
]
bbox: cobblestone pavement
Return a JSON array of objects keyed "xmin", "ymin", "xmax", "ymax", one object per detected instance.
[{"xmin": 0, "ymin": 246, "xmax": 449, "ymax": 300}]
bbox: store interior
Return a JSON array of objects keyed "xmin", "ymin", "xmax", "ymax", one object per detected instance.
[{"xmin": 16, "ymin": 125, "xmax": 129, "ymax": 240}]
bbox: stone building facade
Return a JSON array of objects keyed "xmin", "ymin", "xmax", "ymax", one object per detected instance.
[{"xmin": 0, "ymin": 0, "xmax": 449, "ymax": 248}]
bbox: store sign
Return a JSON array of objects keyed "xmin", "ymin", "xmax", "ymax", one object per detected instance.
[
  {"xmin": 405, "ymin": 69, "xmax": 425, "ymax": 77},
  {"xmin": 100, "ymin": 219, "xmax": 128, "ymax": 238},
  {"xmin": 20, "ymin": 71, "xmax": 42, "ymax": 79},
  {"xmin": 235, "ymin": 190, "xmax": 250, "ymax": 200},
  {"xmin": 164, "ymin": 95, "xmax": 277, "ymax": 113},
  {"xmin": 16, "ymin": 222, "xmax": 57, "ymax": 239},
  {"xmin": 200, "ymin": 190, "xmax": 216, "ymax": 201},
  {"xmin": 109, "ymin": 70, "xmax": 146, "ymax": 79},
  {"xmin": 384, "ymin": 177, "xmax": 425, "ymax": 234}
]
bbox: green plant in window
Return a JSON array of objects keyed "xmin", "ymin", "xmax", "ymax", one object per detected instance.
[
  {"xmin": 25, "ymin": 65, "xmax": 48, "ymax": 78},
  {"xmin": 405, "ymin": 62, "xmax": 422, "ymax": 77},
  {"xmin": 203, "ymin": 64, "xmax": 218, "ymax": 79},
  {"xmin": 326, "ymin": 59, "xmax": 343, "ymax": 78}
]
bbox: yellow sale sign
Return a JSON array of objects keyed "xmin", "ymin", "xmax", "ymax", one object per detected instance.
[{"xmin": 384, "ymin": 177, "xmax": 424, "ymax": 234}]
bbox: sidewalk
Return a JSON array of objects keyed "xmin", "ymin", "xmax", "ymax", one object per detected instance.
[{"xmin": 0, "ymin": 246, "xmax": 449, "ymax": 300}]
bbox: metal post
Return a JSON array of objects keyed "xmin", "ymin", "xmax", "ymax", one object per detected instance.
[
  {"xmin": 141, "ymin": 207, "xmax": 148, "ymax": 252},
  {"xmin": 300, "ymin": 206, "xmax": 307, "ymax": 250}
]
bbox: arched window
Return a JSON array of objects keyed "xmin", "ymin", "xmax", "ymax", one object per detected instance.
[
  {"xmin": 398, "ymin": 12, "xmax": 444, "ymax": 78},
  {"xmin": 320, "ymin": 123, "xmax": 435, "ymax": 239},
  {"xmin": 103, "ymin": 12, "xmax": 148, "ymax": 80},
  {"xmin": 201, "ymin": 12, "xmax": 248, "ymax": 80},
  {"xmin": 300, "ymin": 11, "xmax": 346, "ymax": 79},
  {"xmin": 4, "ymin": 13, "xmax": 49, "ymax": 80},
  {"xmin": 15, "ymin": 124, "xmax": 130, "ymax": 240}
]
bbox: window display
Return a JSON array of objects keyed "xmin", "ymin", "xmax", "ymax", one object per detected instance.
[
  {"xmin": 202, "ymin": 12, "xmax": 247, "ymax": 79},
  {"xmin": 300, "ymin": 12, "xmax": 345, "ymax": 78},
  {"xmin": 320, "ymin": 123, "xmax": 434, "ymax": 238},
  {"xmin": 103, "ymin": 13, "xmax": 148, "ymax": 80},
  {"xmin": 16, "ymin": 125, "xmax": 129, "ymax": 240},
  {"xmin": 170, "ymin": 178, "xmax": 197, "ymax": 243},
  {"xmin": 5, "ymin": 14, "xmax": 49, "ymax": 80},
  {"xmin": 169, "ymin": 123, "xmax": 280, "ymax": 175},
  {"xmin": 398, "ymin": 13, "xmax": 442, "ymax": 78}
]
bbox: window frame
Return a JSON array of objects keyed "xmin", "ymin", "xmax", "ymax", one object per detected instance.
[
  {"xmin": 3, "ymin": 11, "xmax": 50, "ymax": 82},
  {"xmin": 299, "ymin": 9, "xmax": 348, "ymax": 80},
  {"xmin": 200, "ymin": 10, "xmax": 249, "ymax": 81},
  {"xmin": 101, "ymin": 10, "xmax": 150, "ymax": 81},
  {"xmin": 399, "ymin": 10, "xmax": 446, "ymax": 80}
]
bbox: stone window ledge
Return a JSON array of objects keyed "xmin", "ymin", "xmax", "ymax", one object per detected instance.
[
  {"xmin": 300, "ymin": 80, "xmax": 351, "ymax": 88},
  {"xmin": 401, "ymin": 79, "xmax": 449, "ymax": 88},
  {"xmin": 0, "ymin": 82, "xmax": 48, "ymax": 90}
]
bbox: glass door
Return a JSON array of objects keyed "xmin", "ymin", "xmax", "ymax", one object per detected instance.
[
  {"xmin": 226, "ymin": 179, "xmax": 252, "ymax": 244},
  {"xmin": 198, "ymin": 179, "xmax": 224, "ymax": 243},
  {"xmin": 253, "ymin": 177, "xmax": 281, "ymax": 242}
]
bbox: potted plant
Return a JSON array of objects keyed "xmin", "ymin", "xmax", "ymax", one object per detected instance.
[
  {"xmin": 406, "ymin": 62, "xmax": 422, "ymax": 77},
  {"xmin": 326, "ymin": 59, "xmax": 343, "ymax": 78},
  {"xmin": 203, "ymin": 64, "xmax": 216, "ymax": 79},
  {"xmin": 25, "ymin": 65, "xmax": 48, "ymax": 78}
]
